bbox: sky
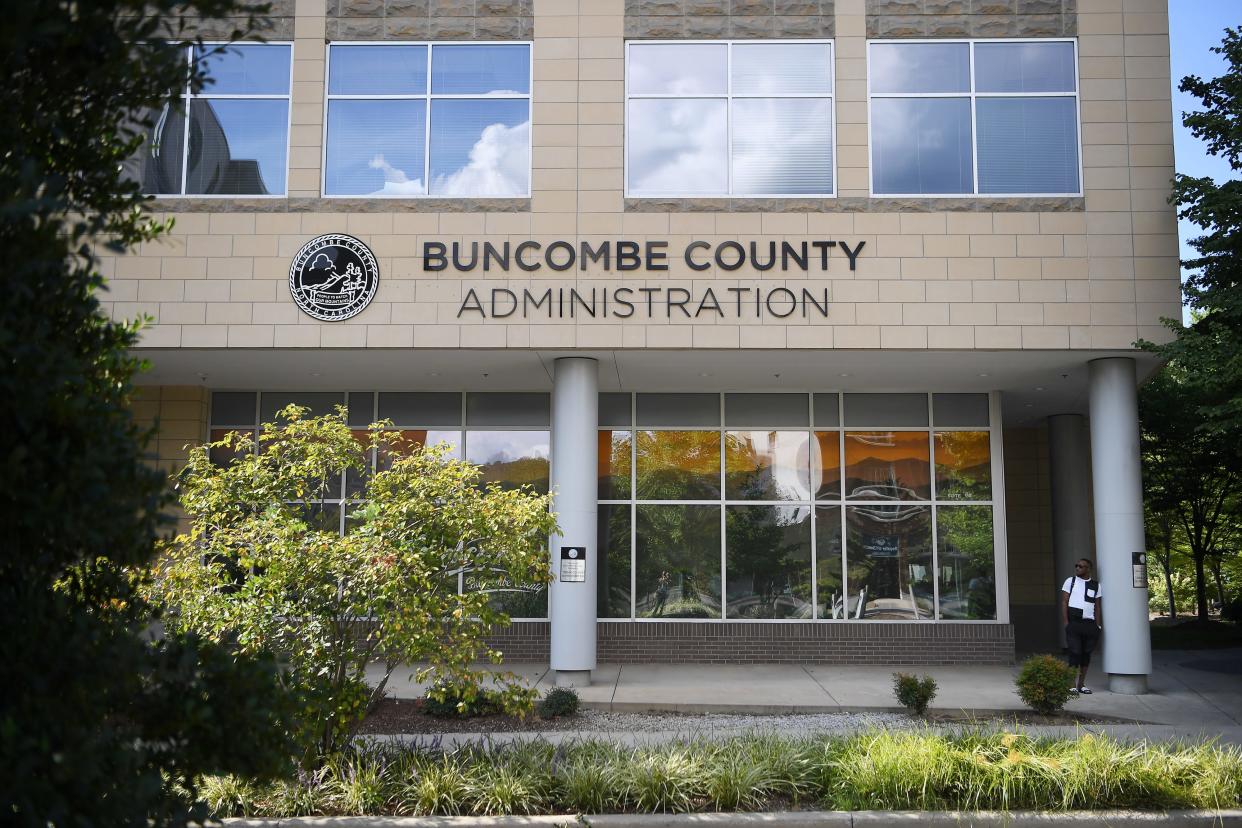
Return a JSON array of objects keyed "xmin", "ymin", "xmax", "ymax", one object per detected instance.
[{"xmin": 1170, "ymin": 2, "xmax": 1238, "ymax": 321}]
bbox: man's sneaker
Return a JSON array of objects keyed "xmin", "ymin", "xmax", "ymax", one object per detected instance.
[
  {"xmin": 1070, "ymin": 687, "xmax": 1080, "ymax": 694},
  {"xmin": 1078, "ymin": 686, "xmax": 1093, "ymax": 695}
]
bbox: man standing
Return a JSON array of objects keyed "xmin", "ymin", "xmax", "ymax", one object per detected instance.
[{"xmin": 1061, "ymin": 558, "xmax": 1103, "ymax": 694}]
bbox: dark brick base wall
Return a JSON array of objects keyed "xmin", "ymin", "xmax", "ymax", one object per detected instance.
[{"xmin": 487, "ymin": 621, "xmax": 1015, "ymax": 665}]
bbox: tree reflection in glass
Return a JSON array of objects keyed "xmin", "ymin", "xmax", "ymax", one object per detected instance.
[
  {"xmin": 598, "ymin": 430, "xmax": 632, "ymax": 500},
  {"xmin": 724, "ymin": 431, "xmax": 811, "ymax": 500},
  {"xmin": 936, "ymin": 505, "xmax": 996, "ymax": 619},
  {"xmin": 597, "ymin": 504, "xmax": 632, "ymax": 618},
  {"xmin": 635, "ymin": 430, "xmax": 721, "ymax": 500},
  {"xmin": 934, "ymin": 431, "xmax": 991, "ymax": 500},
  {"xmin": 465, "ymin": 430, "xmax": 550, "ymax": 494},
  {"xmin": 844, "ymin": 431, "xmax": 931, "ymax": 501},
  {"xmin": 725, "ymin": 504, "xmax": 812, "ymax": 618},
  {"xmin": 846, "ymin": 504, "xmax": 933, "ymax": 619},
  {"xmin": 635, "ymin": 504, "xmax": 721, "ymax": 618},
  {"xmin": 815, "ymin": 506, "xmax": 844, "ymax": 618}
]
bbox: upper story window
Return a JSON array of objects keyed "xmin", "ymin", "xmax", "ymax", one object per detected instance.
[
  {"xmin": 131, "ymin": 44, "xmax": 292, "ymax": 197},
  {"xmin": 625, "ymin": 41, "xmax": 835, "ymax": 198},
  {"xmin": 868, "ymin": 40, "xmax": 1081, "ymax": 197},
  {"xmin": 323, "ymin": 43, "xmax": 531, "ymax": 198}
]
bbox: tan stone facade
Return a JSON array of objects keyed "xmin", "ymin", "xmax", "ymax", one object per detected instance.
[
  {"xmin": 100, "ymin": 0, "xmax": 1178, "ymax": 354},
  {"xmin": 111, "ymin": 0, "xmax": 1177, "ymax": 661}
]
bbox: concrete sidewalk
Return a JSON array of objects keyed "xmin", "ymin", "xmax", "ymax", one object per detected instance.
[{"xmin": 367, "ymin": 647, "xmax": 1242, "ymax": 743}]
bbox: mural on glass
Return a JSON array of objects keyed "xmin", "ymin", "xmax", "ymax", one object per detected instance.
[
  {"xmin": 844, "ymin": 431, "xmax": 931, "ymax": 501},
  {"xmin": 846, "ymin": 504, "xmax": 934, "ymax": 620}
]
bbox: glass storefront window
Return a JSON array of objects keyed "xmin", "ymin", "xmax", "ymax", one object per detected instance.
[
  {"xmin": 724, "ymin": 431, "xmax": 811, "ymax": 501},
  {"xmin": 465, "ymin": 430, "xmax": 550, "ymax": 494},
  {"xmin": 725, "ymin": 504, "xmax": 812, "ymax": 619},
  {"xmin": 598, "ymin": 430, "xmax": 632, "ymax": 500},
  {"xmin": 598, "ymin": 504, "xmax": 632, "ymax": 618},
  {"xmin": 934, "ymin": 431, "xmax": 992, "ymax": 501},
  {"xmin": 814, "ymin": 431, "xmax": 842, "ymax": 500},
  {"xmin": 635, "ymin": 504, "xmax": 722, "ymax": 618},
  {"xmin": 936, "ymin": 505, "xmax": 996, "ymax": 620},
  {"xmin": 846, "ymin": 504, "xmax": 934, "ymax": 620},
  {"xmin": 815, "ymin": 506, "xmax": 844, "ymax": 618},
  {"xmin": 844, "ymin": 431, "xmax": 931, "ymax": 501},
  {"xmin": 209, "ymin": 427, "xmax": 255, "ymax": 467},
  {"xmin": 636, "ymin": 430, "xmax": 721, "ymax": 501}
]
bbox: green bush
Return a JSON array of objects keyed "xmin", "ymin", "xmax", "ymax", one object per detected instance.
[
  {"xmin": 892, "ymin": 673, "xmax": 938, "ymax": 715},
  {"xmin": 538, "ymin": 687, "xmax": 581, "ymax": 719},
  {"xmin": 423, "ymin": 681, "xmax": 505, "ymax": 718},
  {"xmin": 1015, "ymin": 654, "xmax": 1077, "ymax": 715},
  {"xmin": 200, "ymin": 731, "xmax": 1242, "ymax": 817},
  {"xmin": 1222, "ymin": 598, "xmax": 1242, "ymax": 624}
]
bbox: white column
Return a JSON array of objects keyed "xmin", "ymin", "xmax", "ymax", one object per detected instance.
[
  {"xmin": 1087, "ymin": 358, "xmax": 1151, "ymax": 694},
  {"xmin": 548, "ymin": 357, "xmax": 598, "ymax": 686},
  {"xmin": 1048, "ymin": 414, "xmax": 1093, "ymax": 647}
]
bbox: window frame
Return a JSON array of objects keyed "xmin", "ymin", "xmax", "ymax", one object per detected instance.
[
  {"xmin": 149, "ymin": 41, "xmax": 295, "ymax": 199},
  {"xmin": 866, "ymin": 37, "xmax": 1083, "ymax": 199},
  {"xmin": 624, "ymin": 38, "xmax": 838, "ymax": 199},
  {"xmin": 320, "ymin": 40, "xmax": 534, "ymax": 199},
  {"xmin": 598, "ymin": 391, "xmax": 1007, "ymax": 624}
]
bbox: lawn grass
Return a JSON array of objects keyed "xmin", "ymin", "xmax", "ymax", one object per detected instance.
[
  {"xmin": 200, "ymin": 730, "xmax": 1242, "ymax": 818},
  {"xmin": 1150, "ymin": 620, "xmax": 1242, "ymax": 650}
]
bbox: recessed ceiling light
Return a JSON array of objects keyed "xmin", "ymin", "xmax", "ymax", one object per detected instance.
[
  {"xmin": 839, "ymin": 372, "xmax": 851, "ymax": 377},
  {"xmin": 1025, "ymin": 403, "xmax": 1033, "ymax": 408},
  {"xmin": 310, "ymin": 372, "xmax": 321, "ymax": 377},
  {"xmin": 699, "ymin": 372, "xmax": 710, "ymax": 377},
  {"xmin": 430, "ymin": 371, "xmax": 440, "ymax": 377},
  {"xmin": 978, "ymin": 373, "xmax": 989, "ymax": 378},
  {"xmin": 1035, "ymin": 386, "xmax": 1045, "ymax": 391}
]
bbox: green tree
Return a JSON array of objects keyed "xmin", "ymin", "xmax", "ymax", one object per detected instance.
[
  {"xmin": 1143, "ymin": 28, "xmax": 1242, "ymax": 439},
  {"xmin": 150, "ymin": 408, "xmax": 559, "ymax": 762},
  {"xmin": 1140, "ymin": 367, "xmax": 1241, "ymax": 622},
  {"xmin": 0, "ymin": 2, "xmax": 296, "ymax": 825}
]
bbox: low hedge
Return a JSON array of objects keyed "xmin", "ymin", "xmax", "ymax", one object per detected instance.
[{"xmin": 201, "ymin": 730, "xmax": 1242, "ymax": 817}]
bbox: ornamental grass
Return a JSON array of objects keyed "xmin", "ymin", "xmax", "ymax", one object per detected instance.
[{"xmin": 199, "ymin": 730, "xmax": 1242, "ymax": 818}]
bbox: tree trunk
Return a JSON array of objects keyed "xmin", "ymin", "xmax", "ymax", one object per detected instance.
[
  {"xmin": 1162, "ymin": 519, "xmax": 1177, "ymax": 620},
  {"xmin": 1211, "ymin": 556, "xmax": 1226, "ymax": 613},
  {"xmin": 1194, "ymin": 550, "xmax": 1210, "ymax": 623}
]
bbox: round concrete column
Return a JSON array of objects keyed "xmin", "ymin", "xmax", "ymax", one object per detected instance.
[
  {"xmin": 1087, "ymin": 358, "xmax": 1151, "ymax": 694},
  {"xmin": 1048, "ymin": 414, "xmax": 1093, "ymax": 648},
  {"xmin": 548, "ymin": 358, "xmax": 598, "ymax": 687}
]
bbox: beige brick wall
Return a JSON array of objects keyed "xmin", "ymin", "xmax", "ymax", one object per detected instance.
[
  {"xmin": 132, "ymin": 385, "xmax": 210, "ymax": 534},
  {"xmin": 98, "ymin": 0, "xmax": 1180, "ymax": 353}
]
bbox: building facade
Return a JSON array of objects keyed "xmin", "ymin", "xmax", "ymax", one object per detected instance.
[{"xmin": 110, "ymin": 0, "xmax": 1176, "ymax": 692}]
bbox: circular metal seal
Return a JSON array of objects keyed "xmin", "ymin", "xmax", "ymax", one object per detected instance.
[{"xmin": 288, "ymin": 233, "xmax": 379, "ymax": 321}]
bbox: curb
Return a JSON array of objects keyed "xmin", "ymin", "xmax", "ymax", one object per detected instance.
[{"xmin": 219, "ymin": 810, "xmax": 1242, "ymax": 828}]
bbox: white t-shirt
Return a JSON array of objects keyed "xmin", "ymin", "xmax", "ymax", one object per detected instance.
[{"xmin": 1062, "ymin": 576, "xmax": 1101, "ymax": 621}]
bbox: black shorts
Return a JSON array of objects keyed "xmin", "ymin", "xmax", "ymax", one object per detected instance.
[{"xmin": 1066, "ymin": 619, "xmax": 1100, "ymax": 667}]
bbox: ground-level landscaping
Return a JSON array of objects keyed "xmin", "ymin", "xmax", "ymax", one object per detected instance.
[{"xmin": 202, "ymin": 730, "xmax": 1241, "ymax": 818}]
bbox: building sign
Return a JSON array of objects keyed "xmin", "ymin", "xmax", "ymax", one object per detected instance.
[
  {"xmin": 424, "ymin": 239, "xmax": 865, "ymax": 273},
  {"xmin": 287, "ymin": 236, "xmax": 865, "ymax": 321},
  {"xmin": 289, "ymin": 233, "xmax": 379, "ymax": 321},
  {"xmin": 560, "ymin": 546, "xmax": 586, "ymax": 583}
]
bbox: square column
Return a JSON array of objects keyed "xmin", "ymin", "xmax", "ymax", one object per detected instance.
[{"xmin": 1087, "ymin": 357, "xmax": 1151, "ymax": 694}]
